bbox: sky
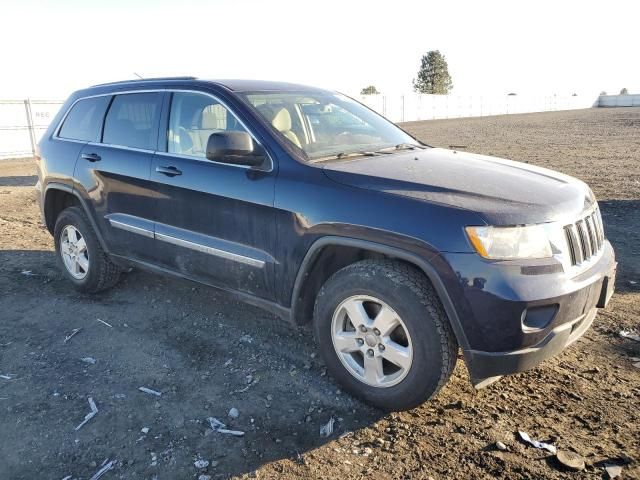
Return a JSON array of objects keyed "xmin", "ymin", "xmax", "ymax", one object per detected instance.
[{"xmin": 1, "ymin": 0, "xmax": 638, "ymax": 99}]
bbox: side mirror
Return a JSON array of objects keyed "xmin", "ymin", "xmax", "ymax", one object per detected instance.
[{"xmin": 206, "ymin": 131, "xmax": 265, "ymax": 167}]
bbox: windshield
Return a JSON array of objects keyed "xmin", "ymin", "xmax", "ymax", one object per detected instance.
[{"xmin": 242, "ymin": 91, "xmax": 422, "ymax": 161}]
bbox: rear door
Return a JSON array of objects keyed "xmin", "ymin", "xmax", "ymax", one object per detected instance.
[
  {"xmin": 149, "ymin": 91, "xmax": 277, "ymax": 300},
  {"xmin": 73, "ymin": 92, "xmax": 164, "ymax": 262}
]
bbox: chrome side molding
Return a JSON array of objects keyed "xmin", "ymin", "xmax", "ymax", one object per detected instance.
[{"xmin": 105, "ymin": 213, "xmax": 267, "ymax": 268}]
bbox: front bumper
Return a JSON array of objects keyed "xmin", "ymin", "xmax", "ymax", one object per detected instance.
[{"xmin": 440, "ymin": 241, "xmax": 616, "ymax": 385}]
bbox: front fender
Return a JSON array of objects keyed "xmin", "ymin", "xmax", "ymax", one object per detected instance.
[{"xmin": 290, "ymin": 235, "xmax": 471, "ymax": 352}]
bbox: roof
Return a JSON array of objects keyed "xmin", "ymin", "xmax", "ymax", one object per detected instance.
[
  {"xmin": 208, "ymin": 79, "xmax": 326, "ymax": 92},
  {"xmin": 90, "ymin": 77, "xmax": 326, "ymax": 93}
]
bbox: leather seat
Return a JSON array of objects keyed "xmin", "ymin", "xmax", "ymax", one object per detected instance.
[
  {"xmin": 271, "ymin": 107, "xmax": 302, "ymax": 148},
  {"xmin": 256, "ymin": 105, "xmax": 302, "ymax": 148}
]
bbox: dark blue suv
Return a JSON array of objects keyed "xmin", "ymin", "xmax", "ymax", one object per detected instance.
[{"xmin": 35, "ymin": 77, "xmax": 617, "ymax": 410}]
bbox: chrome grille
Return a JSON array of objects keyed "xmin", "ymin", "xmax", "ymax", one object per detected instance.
[{"xmin": 563, "ymin": 208, "xmax": 605, "ymax": 266}]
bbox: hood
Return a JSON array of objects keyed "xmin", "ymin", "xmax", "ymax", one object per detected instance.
[{"xmin": 322, "ymin": 148, "xmax": 594, "ymax": 225}]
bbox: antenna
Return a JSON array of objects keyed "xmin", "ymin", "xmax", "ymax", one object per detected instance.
[{"xmin": 133, "ymin": 72, "xmax": 144, "ymax": 79}]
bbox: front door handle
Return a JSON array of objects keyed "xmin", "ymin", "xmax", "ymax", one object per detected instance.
[
  {"xmin": 81, "ymin": 153, "xmax": 101, "ymax": 162},
  {"xmin": 156, "ymin": 166, "xmax": 182, "ymax": 177}
]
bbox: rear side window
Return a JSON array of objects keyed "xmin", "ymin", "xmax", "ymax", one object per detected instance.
[
  {"xmin": 103, "ymin": 93, "xmax": 162, "ymax": 150},
  {"xmin": 58, "ymin": 96, "xmax": 111, "ymax": 142}
]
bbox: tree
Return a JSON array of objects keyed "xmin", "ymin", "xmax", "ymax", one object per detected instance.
[
  {"xmin": 620, "ymin": 87, "xmax": 629, "ymax": 95},
  {"xmin": 412, "ymin": 50, "xmax": 453, "ymax": 94},
  {"xmin": 360, "ymin": 85, "xmax": 380, "ymax": 95},
  {"xmin": 599, "ymin": 91, "xmax": 607, "ymax": 96}
]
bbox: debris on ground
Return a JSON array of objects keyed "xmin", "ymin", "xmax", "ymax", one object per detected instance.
[
  {"xmin": 75, "ymin": 397, "xmax": 99, "ymax": 431},
  {"xmin": 239, "ymin": 334, "xmax": 253, "ymax": 344},
  {"xmin": 208, "ymin": 417, "xmax": 226, "ymax": 430},
  {"xmin": 517, "ymin": 431, "xmax": 557, "ymax": 454},
  {"xmin": 320, "ymin": 417, "xmax": 335, "ymax": 438},
  {"xmin": 232, "ymin": 378, "xmax": 258, "ymax": 394},
  {"xmin": 0, "ymin": 374, "xmax": 13, "ymax": 380},
  {"xmin": 138, "ymin": 387, "xmax": 162, "ymax": 396},
  {"xmin": 194, "ymin": 459, "xmax": 209, "ymax": 469},
  {"xmin": 88, "ymin": 459, "xmax": 114, "ymax": 480},
  {"xmin": 80, "ymin": 357, "xmax": 97, "ymax": 365},
  {"xmin": 20, "ymin": 270, "xmax": 35, "ymax": 276},
  {"xmin": 64, "ymin": 328, "xmax": 82, "ymax": 343},
  {"xmin": 228, "ymin": 407, "xmax": 239, "ymax": 419},
  {"xmin": 605, "ymin": 464, "xmax": 623, "ymax": 479},
  {"xmin": 141, "ymin": 427, "xmax": 150, "ymax": 434},
  {"xmin": 96, "ymin": 319, "xmax": 113, "ymax": 328},
  {"xmin": 496, "ymin": 441, "xmax": 508, "ymax": 451},
  {"xmin": 556, "ymin": 450, "xmax": 585, "ymax": 471},
  {"xmin": 199, "ymin": 475, "xmax": 212, "ymax": 480},
  {"xmin": 620, "ymin": 330, "xmax": 640, "ymax": 342},
  {"xmin": 207, "ymin": 417, "xmax": 245, "ymax": 436}
]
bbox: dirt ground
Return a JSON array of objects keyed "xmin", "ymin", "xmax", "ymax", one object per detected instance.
[{"xmin": 0, "ymin": 107, "xmax": 638, "ymax": 480}]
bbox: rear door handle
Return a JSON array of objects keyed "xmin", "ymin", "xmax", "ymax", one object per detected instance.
[
  {"xmin": 156, "ymin": 165, "xmax": 182, "ymax": 177},
  {"xmin": 81, "ymin": 153, "xmax": 101, "ymax": 162}
]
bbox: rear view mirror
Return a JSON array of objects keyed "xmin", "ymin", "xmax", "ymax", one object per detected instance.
[{"xmin": 206, "ymin": 131, "xmax": 265, "ymax": 167}]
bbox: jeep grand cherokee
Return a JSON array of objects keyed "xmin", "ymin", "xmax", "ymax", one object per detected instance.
[{"xmin": 35, "ymin": 77, "xmax": 616, "ymax": 410}]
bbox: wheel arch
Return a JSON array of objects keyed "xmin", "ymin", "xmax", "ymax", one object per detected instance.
[
  {"xmin": 44, "ymin": 183, "xmax": 110, "ymax": 253},
  {"xmin": 290, "ymin": 236, "xmax": 470, "ymax": 351}
]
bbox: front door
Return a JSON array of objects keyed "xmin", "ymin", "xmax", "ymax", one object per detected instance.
[{"xmin": 149, "ymin": 91, "xmax": 277, "ymax": 300}]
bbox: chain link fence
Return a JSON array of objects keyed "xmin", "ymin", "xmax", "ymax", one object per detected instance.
[
  {"xmin": 358, "ymin": 93, "xmax": 599, "ymax": 123},
  {"xmin": 0, "ymin": 100, "xmax": 63, "ymax": 159}
]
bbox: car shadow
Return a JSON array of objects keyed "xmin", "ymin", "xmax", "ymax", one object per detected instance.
[
  {"xmin": 0, "ymin": 175, "xmax": 38, "ymax": 187},
  {"xmin": 0, "ymin": 248, "xmax": 387, "ymax": 479}
]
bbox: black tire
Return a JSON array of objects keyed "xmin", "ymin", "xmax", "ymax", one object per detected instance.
[
  {"xmin": 54, "ymin": 206, "xmax": 121, "ymax": 293},
  {"xmin": 313, "ymin": 259, "xmax": 457, "ymax": 411}
]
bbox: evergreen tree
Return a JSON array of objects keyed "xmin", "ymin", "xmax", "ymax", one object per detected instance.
[{"xmin": 413, "ymin": 51, "xmax": 453, "ymax": 94}]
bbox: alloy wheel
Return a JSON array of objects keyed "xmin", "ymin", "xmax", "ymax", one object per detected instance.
[
  {"xmin": 60, "ymin": 225, "xmax": 89, "ymax": 280},
  {"xmin": 331, "ymin": 295, "xmax": 414, "ymax": 388}
]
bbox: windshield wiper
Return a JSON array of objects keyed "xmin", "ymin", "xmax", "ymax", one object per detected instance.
[
  {"xmin": 384, "ymin": 143, "xmax": 426, "ymax": 152},
  {"xmin": 309, "ymin": 150, "xmax": 382, "ymax": 163}
]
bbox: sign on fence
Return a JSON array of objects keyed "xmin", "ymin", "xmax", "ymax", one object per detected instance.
[{"xmin": 0, "ymin": 100, "xmax": 63, "ymax": 159}]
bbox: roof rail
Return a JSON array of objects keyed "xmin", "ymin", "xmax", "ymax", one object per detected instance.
[{"xmin": 91, "ymin": 76, "xmax": 197, "ymax": 87}]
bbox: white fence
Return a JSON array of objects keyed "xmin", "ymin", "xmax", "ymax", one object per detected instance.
[
  {"xmin": 598, "ymin": 94, "xmax": 640, "ymax": 107},
  {"xmin": 0, "ymin": 100, "xmax": 63, "ymax": 159},
  {"xmin": 358, "ymin": 94, "xmax": 598, "ymax": 123},
  {"xmin": 0, "ymin": 93, "xmax": 635, "ymax": 159}
]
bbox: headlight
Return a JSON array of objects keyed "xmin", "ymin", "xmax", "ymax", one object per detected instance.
[{"xmin": 465, "ymin": 225, "xmax": 553, "ymax": 260}]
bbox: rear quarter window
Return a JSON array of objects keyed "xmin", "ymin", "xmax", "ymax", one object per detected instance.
[
  {"xmin": 58, "ymin": 96, "xmax": 111, "ymax": 142},
  {"xmin": 103, "ymin": 93, "xmax": 162, "ymax": 150}
]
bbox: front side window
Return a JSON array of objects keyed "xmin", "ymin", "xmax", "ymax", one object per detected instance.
[
  {"xmin": 58, "ymin": 96, "xmax": 111, "ymax": 142},
  {"xmin": 168, "ymin": 92, "xmax": 248, "ymax": 157},
  {"xmin": 103, "ymin": 93, "xmax": 162, "ymax": 150},
  {"xmin": 242, "ymin": 91, "xmax": 420, "ymax": 162}
]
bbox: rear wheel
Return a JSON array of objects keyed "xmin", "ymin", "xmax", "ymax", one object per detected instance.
[
  {"xmin": 313, "ymin": 259, "xmax": 457, "ymax": 411},
  {"xmin": 54, "ymin": 206, "xmax": 121, "ymax": 293}
]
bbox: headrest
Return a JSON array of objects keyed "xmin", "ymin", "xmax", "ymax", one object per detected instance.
[
  {"xmin": 271, "ymin": 107, "xmax": 292, "ymax": 132},
  {"xmin": 201, "ymin": 105, "xmax": 223, "ymax": 129}
]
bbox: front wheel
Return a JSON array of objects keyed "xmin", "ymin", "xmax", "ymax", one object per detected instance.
[{"xmin": 313, "ymin": 260, "xmax": 457, "ymax": 411}]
